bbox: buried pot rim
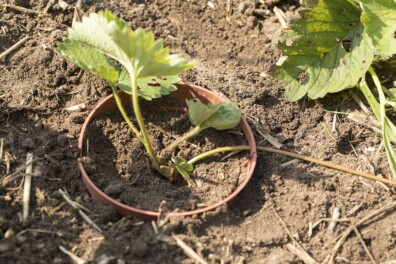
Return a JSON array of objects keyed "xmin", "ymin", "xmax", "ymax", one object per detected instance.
[{"xmin": 77, "ymin": 82, "xmax": 257, "ymax": 219}]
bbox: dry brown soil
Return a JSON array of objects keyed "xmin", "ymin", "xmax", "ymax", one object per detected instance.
[{"xmin": 1, "ymin": 0, "xmax": 395, "ymax": 263}]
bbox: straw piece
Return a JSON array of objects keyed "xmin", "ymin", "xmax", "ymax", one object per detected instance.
[
  {"xmin": 22, "ymin": 153, "xmax": 33, "ymax": 224},
  {"xmin": 0, "ymin": 35, "xmax": 29, "ymax": 60}
]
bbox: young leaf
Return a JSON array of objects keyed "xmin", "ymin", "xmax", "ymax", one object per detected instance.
[
  {"xmin": 274, "ymin": 0, "xmax": 374, "ymax": 101},
  {"xmin": 186, "ymin": 100, "xmax": 241, "ymax": 130},
  {"xmin": 173, "ymin": 157, "xmax": 193, "ymax": 181},
  {"xmin": 117, "ymin": 69, "xmax": 180, "ymax": 100},
  {"xmin": 361, "ymin": 0, "xmax": 396, "ymax": 58},
  {"xmin": 55, "ymin": 39, "xmax": 120, "ymax": 85},
  {"xmin": 68, "ymin": 10, "xmax": 195, "ymax": 79}
]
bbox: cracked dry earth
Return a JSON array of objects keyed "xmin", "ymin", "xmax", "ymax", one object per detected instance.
[{"xmin": 0, "ymin": 0, "xmax": 395, "ymax": 263}]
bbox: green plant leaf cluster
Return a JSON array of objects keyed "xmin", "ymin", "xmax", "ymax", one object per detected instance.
[
  {"xmin": 274, "ymin": 0, "xmax": 375, "ymax": 100},
  {"xmin": 55, "ymin": 10, "xmax": 195, "ymax": 100},
  {"xmin": 66, "ymin": 10, "xmax": 195, "ymax": 79},
  {"xmin": 186, "ymin": 100, "xmax": 241, "ymax": 130},
  {"xmin": 274, "ymin": 0, "xmax": 396, "ymax": 179},
  {"xmin": 274, "ymin": 0, "xmax": 396, "ymax": 101},
  {"xmin": 56, "ymin": 10, "xmax": 245, "ymax": 183}
]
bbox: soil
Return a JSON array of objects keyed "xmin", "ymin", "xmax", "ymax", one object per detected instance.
[
  {"xmin": 0, "ymin": 0, "xmax": 395, "ymax": 263},
  {"xmin": 85, "ymin": 97, "xmax": 249, "ymax": 212}
]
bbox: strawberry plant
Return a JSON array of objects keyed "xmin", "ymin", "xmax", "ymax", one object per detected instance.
[
  {"xmin": 56, "ymin": 10, "xmax": 243, "ymax": 182},
  {"xmin": 274, "ymin": 0, "xmax": 396, "ymax": 178}
]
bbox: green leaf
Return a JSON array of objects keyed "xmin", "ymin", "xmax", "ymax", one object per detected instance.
[
  {"xmin": 173, "ymin": 157, "xmax": 193, "ymax": 181},
  {"xmin": 274, "ymin": 0, "xmax": 374, "ymax": 101},
  {"xmin": 389, "ymin": 88, "xmax": 396, "ymax": 100},
  {"xmin": 117, "ymin": 69, "xmax": 180, "ymax": 100},
  {"xmin": 68, "ymin": 10, "xmax": 195, "ymax": 79},
  {"xmin": 301, "ymin": 0, "xmax": 318, "ymax": 8},
  {"xmin": 186, "ymin": 100, "xmax": 241, "ymax": 130},
  {"xmin": 361, "ymin": 0, "xmax": 396, "ymax": 58},
  {"xmin": 55, "ymin": 39, "xmax": 120, "ymax": 85},
  {"xmin": 371, "ymin": 67, "xmax": 396, "ymax": 179}
]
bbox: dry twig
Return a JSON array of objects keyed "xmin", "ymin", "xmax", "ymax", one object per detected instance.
[
  {"xmin": 1, "ymin": 157, "xmax": 41, "ymax": 187},
  {"xmin": 172, "ymin": 235, "xmax": 208, "ymax": 264},
  {"xmin": 58, "ymin": 189, "xmax": 102, "ymax": 233},
  {"xmin": 58, "ymin": 189, "xmax": 90, "ymax": 212},
  {"xmin": 272, "ymin": 206, "xmax": 318, "ymax": 264},
  {"xmin": 328, "ymin": 207, "xmax": 341, "ymax": 231},
  {"xmin": 347, "ymin": 112, "xmax": 381, "ymax": 135},
  {"xmin": 73, "ymin": 0, "xmax": 83, "ymax": 26},
  {"xmin": 44, "ymin": 0, "xmax": 56, "ymax": 13},
  {"xmin": 329, "ymin": 201, "xmax": 396, "ymax": 264},
  {"xmin": 22, "ymin": 153, "xmax": 33, "ymax": 224},
  {"xmin": 0, "ymin": 138, "xmax": 3, "ymax": 166},
  {"xmin": 226, "ymin": 0, "xmax": 232, "ymax": 23},
  {"xmin": 59, "ymin": 245, "xmax": 85, "ymax": 264},
  {"xmin": 349, "ymin": 90, "xmax": 371, "ymax": 114},
  {"xmin": 273, "ymin": 6, "xmax": 288, "ymax": 29},
  {"xmin": 78, "ymin": 210, "xmax": 102, "ymax": 233},
  {"xmin": 352, "ymin": 226, "xmax": 376, "ymax": 264},
  {"xmin": 0, "ymin": 4, "xmax": 49, "ymax": 16},
  {"xmin": 258, "ymin": 146, "xmax": 396, "ymax": 187},
  {"xmin": 16, "ymin": 228, "xmax": 52, "ymax": 237},
  {"xmin": 65, "ymin": 103, "xmax": 86, "ymax": 111},
  {"xmin": 247, "ymin": 116, "xmax": 282, "ymax": 149},
  {"xmin": 0, "ymin": 35, "xmax": 29, "ymax": 60}
]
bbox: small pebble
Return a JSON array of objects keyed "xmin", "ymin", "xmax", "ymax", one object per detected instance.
[
  {"xmin": 243, "ymin": 210, "xmax": 251, "ymax": 217},
  {"xmin": 22, "ymin": 138, "xmax": 35, "ymax": 149},
  {"xmin": 129, "ymin": 239, "xmax": 148, "ymax": 257},
  {"xmin": 4, "ymin": 228, "xmax": 14, "ymax": 239},
  {"xmin": 81, "ymin": 157, "xmax": 96, "ymax": 174},
  {"xmin": 100, "ymin": 206, "xmax": 121, "ymax": 223},
  {"xmin": 238, "ymin": 2, "xmax": 248, "ymax": 14},
  {"xmin": 244, "ymin": 8, "xmax": 254, "ymax": 16},
  {"xmin": 104, "ymin": 183, "xmax": 124, "ymax": 195},
  {"xmin": 15, "ymin": 236, "xmax": 27, "ymax": 244},
  {"xmin": 246, "ymin": 16, "xmax": 258, "ymax": 28},
  {"xmin": 70, "ymin": 115, "xmax": 84, "ymax": 124},
  {"xmin": 0, "ymin": 242, "xmax": 11, "ymax": 253},
  {"xmin": 56, "ymin": 134, "xmax": 68, "ymax": 145},
  {"xmin": 58, "ymin": 0, "xmax": 69, "ymax": 10}
]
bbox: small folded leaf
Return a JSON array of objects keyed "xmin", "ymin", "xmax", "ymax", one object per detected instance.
[
  {"xmin": 55, "ymin": 39, "xmax": 120, "ymax": 85},
  {"xmin": 117, "ymin": 69, "xmax": 180, "ymax": 100},
  {"xmin": 174, "ymin": 157, "xmax": 193, "ymax": 181},
  {"xmin": 186, "ymin": 100, "xmax": 241, "ymax": 130}
]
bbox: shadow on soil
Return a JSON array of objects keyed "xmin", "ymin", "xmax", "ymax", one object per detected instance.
[{"xmin": 1, "ymin": 100, "xmax": 342, "ymax": 263}]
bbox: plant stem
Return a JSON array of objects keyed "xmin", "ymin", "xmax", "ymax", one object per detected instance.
[
  {"xmin": 110, "ymin": 85, "xmax": 142, "ymax": 142},
  {"xmin": 368, "ymin": 67, "xmax": 396, "ymax": 179},
  {"xmin": 127, "ymin": 67, "xmax": 161, "ymax": 172},
  {"xmin": 187, "ymin": 145, "xmax": 396, "ymax": 187},
  {"xmin": 358, "ymin": 76, "xmax": 396, "ymax": 142},
  {"xmin": 161, "ymin": 126, "xmax": 202, "ymax": 158},
  {"xmin": 187, "ymin": 146, "xmax": 248, "ymax": 165}
]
